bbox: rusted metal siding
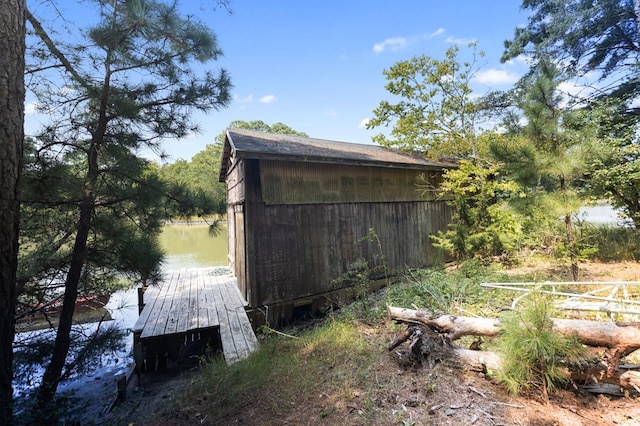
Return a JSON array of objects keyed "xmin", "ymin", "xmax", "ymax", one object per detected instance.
[{"xmin": 260, "ymin": 161, "xmax": 441, "ymax": 204}]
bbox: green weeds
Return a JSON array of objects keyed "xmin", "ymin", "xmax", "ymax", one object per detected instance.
[{"xmin": 181, "ymin": 320, "xmax": 377, "ymax": 423}]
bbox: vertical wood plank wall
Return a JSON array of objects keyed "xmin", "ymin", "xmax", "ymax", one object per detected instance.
[{"xmin": 250, "ymin": 200, "xmax": 451, "ymax": 306}]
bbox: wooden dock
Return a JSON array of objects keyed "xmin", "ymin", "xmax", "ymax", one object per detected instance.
[{"xmin": 132, "ymin": 268, "xmax": 258, "ymax": 369}]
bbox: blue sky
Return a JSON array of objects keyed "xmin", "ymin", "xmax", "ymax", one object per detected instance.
[{"xmin": 25, "ymin": 1, "xmax": 532, "ymax": 162}]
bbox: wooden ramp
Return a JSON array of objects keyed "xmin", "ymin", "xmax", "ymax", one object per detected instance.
[{"xmin": 132, "ymin": 268, "xmax": 258, "ymax": 368}]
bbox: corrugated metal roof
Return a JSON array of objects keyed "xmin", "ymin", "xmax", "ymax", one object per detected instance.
[{"xmin": 219, "ymin": 128, "xmax": 454, "ymax": 182}]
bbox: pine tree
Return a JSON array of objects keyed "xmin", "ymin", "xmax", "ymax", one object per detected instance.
[
  {"xmin": 21, "ymin": 0, "xmax": 231, "ymax": 416},
  {"xmin": 0, "ymin": 1, "xmax": 25, "ymax": 423},
  {"xmin": 492, "ymin": 59, "xmax": 585, "ymax": 279}
]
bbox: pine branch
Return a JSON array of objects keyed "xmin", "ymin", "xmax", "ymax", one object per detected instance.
[{"xmin": 26, "ymin": 8, "xmax": 91, "ymax": 90}]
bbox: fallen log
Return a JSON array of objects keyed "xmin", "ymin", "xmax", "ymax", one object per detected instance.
[
  {"xmin": 389, "ymin": 322, "xmax": 640, "ymax": 393},
  {"xmin": 453, "ymin": 347, "xmax": 640, "ymax": 393},
  {"xmin": 387, "ymin": 306, "xmax": 640, "ymax": 356}
]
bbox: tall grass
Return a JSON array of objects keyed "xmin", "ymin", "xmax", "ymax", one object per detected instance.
[
  {"xmin": 179, "ymin": 320, "xmax": 377, "ymax": 423},
  {"xmin": 385, "ymin": 261, "xmax": 514, "ymax": 316},
  {"xmin": 577, "ymin": 224, "xmax": 639, "ymax": 262}
]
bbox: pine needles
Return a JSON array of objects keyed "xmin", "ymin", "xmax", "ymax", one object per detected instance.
[{"xmin": 496, "ymin": 292, "xmax": 588, "ymax": 399}]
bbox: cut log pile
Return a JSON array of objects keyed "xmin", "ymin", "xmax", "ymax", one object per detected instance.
[{"xmin": 387, "ymin": 306, "xmax": 640, "ymax": 394}]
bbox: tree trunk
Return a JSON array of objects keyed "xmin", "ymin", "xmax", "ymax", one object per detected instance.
[
  {"xmin": 34, "ymin": 203, "xmax": 93, "ymax": 418},
  {"xmin": 560, "ymin": 175, "xmax": 579, "ymax": 281},
  {"xmin": 34, "ymin": 38, "xmax": 108, "ymax": 416},
  {"xmin": 0, "ymin": 1, "xmax": 25, "ymax": 424},
  {"xmin": 31, "ymin": 7, "xmax": 113, "ymax": 412},
  {"xmin": 389, "ymin": 320, "xmax": 640, "ymax": 393},
  {"xmin": 387, "ymin": 306, "xmax": 640, "ymax": 355},
  {"xmin": 451, "ymin": 347, "xmax": 640, "ymax": 392},
  {"xmin": 34, "ymin": 148, "xmax": 100, "ymax": 421}
]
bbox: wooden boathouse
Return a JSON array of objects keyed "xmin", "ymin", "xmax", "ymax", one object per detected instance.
[{"xmin": 219, "ymin": 129, "xmax": 455, "ymax": 324}]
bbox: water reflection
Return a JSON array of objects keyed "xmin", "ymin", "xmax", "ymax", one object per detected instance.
[{"xmin": 160, "ymin": 222, "xmax": 229, "ymax": 269}]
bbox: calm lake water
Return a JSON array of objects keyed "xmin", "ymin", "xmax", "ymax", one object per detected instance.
[
  {"xmin": 578, "ymin": 204, "xmax": 629, "ymax": 225},
  {"xmin": 159, "ymin": 222, "xmax": 229, "ymax": 269},
  {"xmin": 104, "ymin": 222, "xmax": 229, "ymax": 335}
]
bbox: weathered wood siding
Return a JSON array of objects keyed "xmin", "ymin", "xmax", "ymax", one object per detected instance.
[
  {"xmin": 239, "ymin": 160, "xmax": 452, "ymax": 307},
  {"xmin": 249, "ymin": 201, "xmax": 451, "ymax": 306},
  {"xmin": 225, "ymin": 156, "xmax": 245, "ymax": 295}
]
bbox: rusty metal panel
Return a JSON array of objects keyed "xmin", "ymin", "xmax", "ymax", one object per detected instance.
[{"xmin": 260, "ymin": 161, "xmax": 442, "ymax": 205}]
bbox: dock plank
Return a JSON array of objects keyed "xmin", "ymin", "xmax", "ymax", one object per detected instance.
[
  {"xmin": 138, "ymin": 275, "xmax": 172, "ymax": 338},
  {"xmin": 131, "ymin": 285, "xmax": 161, "ymax": 333},
  {"xmin": 214, "ymin": 282, "xmax": 237, "ymax": 363},
  {"xmin": 135, "ymin": 267, "xmax": 257, "ymax": 365},
  {"xmin": 237, "ymin": 307, "xmax": 259, "ymax": 353},
  {"xmin": 156, "ymin": 269, "xmax": 182, "ymax": 336},
  {"xmin": 164, "ymin": 270, "xmax": 185, "ymax": 335},
  {"xmin": 194, "ymin": 270, "xmax": 206, "ymax": 328},
  {"xmin": 202, "ymin": 272, "xmax": 220, "ymax": 328},
  {"xmin": 176, "ymin": 270, "xmax": 194, "ymax": 333},
  {"xmin": 142, "ymin": 270, "xmax": 180, "ymax": 338},
  {"xmin": 217, "ymin": 282, "xmax": 253, "ymax": 363}
]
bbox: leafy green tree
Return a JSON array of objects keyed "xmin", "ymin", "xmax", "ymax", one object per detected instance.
[
  {"xmin": 0, "ymin": 0, "xmax": 25, "ymax": 423},
  {"xmin": 582, "ymin": 99, "xmax": 640, "ymax": 228},
  {"xmin": 22, "ymin": 0, "xmax": 231, "ymax": 415},
  {"xmin": 218, "ymin": 119, "xmax": 309, "ymax": 142},
  {"xmin": 158, "ymin": 143, "xmax": 227, "ymax": 236},
  {"xmin": 503, "ymin": 1, "xmax": 640, "ymax": 232},
  {"xmin": 491, "ymin": 60, "xmax": 586, "ymax": 279},
  {"xmin": 503, "ymin": 0, "xmax": 640, "ymax": 105},
  {"xmin": 430, "ymin": 160, "xmax": 523, "ymax": 260},
  {"xmin": 367, "ymin": 44, "xmax": 485, "ymax": 158}
]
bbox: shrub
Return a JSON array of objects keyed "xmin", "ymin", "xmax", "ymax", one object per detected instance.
[{"xmin": 496, "ymin": 292, "xmax": 588, "ymax": 399}]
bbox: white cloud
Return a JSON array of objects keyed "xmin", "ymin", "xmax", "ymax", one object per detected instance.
[
  {"xmin": 427, "ymin": 28, "xmax": 445, "ymax": 38},
  {"xmin": 557, "ymin": 81, "xmax": 594, "ymax": 108},
  {"xmin": 503, "ymin": 54, "xmax": 533, "ymax": 67},
  {"xmin": 260, "ymin": 94, "xmax": 276, "ymax": 104},
  {"xmin": 60, "ymin": 86, "xmax": 76, "ymax": 95},
  {"xmin": 445, "ymin": 36, "xmax": 477, "ymax": 45},
  {"xmin": 233, "ymin": 94, "xmax": 276, "ymax": 105},
  {"xmin": 374, "ymin": 37, "xmax": 407, "ymax": 54},
  {"xmin": 24, "ymin": 102, "xmax": 39, "ymax": 114},
  {"xmin": 474, "ymin": 69, "xmax": 519, "ymax": 85},
  {"xmin": 373, "ymin": 29, "xmax": 444, "ymax": 54},
  {"xmin": 358, "ymin": 118, "xmax": 370, "ymax": 128},
  {"xmin": 558, "ymin": 81, "xmax": 584, "ymax": 97},
  {"xmin": 234, "ymin": 94, "xmax": 254, "ymax": 104}
]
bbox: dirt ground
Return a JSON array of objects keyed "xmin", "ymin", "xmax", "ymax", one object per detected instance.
[{"xmin": 101, "ymin": 261, "xmax": 640, "ymax": 426}]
